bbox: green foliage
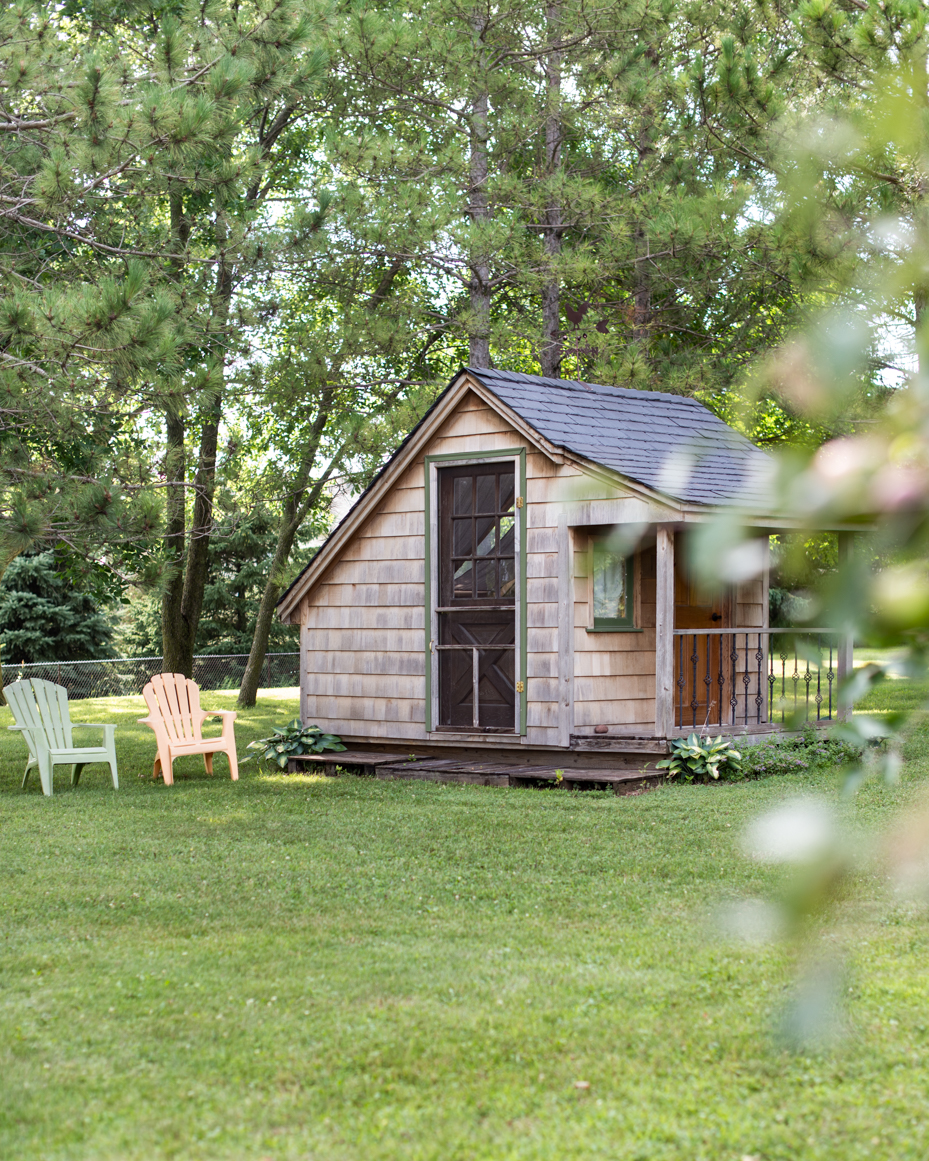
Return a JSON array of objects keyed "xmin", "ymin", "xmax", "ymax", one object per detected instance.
[
  {"xmin": 741, "ymin": 726, "xmax": 863, "ymax": 780},
  {"xmin": 0, "ymin": 552, "xmax": 113, "ymax": 663},
  {"xmin": 197, "ymin": 507, "xmax": 306, "ymax": 656},
  {"xmin": 244, "ymin": 718, "xmax": 345, "ymax": 769},
  {"xmin": 768, "ymin": 587, "xmax": 814, "ymax": 628},
  {"xmin": 656, "ymin": 732, "xmax": 742, "ymax": 782},
  {"xmin": 112, "ymin": 590, "xmax": 162, "ymax": 658}
]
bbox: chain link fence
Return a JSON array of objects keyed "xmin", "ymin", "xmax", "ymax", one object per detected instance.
[{"xmin": 2, "ymin": 653, "xmax": 299, "ymax": 701}]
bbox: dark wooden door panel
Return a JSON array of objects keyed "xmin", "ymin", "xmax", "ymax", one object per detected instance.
[{"xmin": 438, "ymin": 611, "xmax": 515, "ymax": 730}]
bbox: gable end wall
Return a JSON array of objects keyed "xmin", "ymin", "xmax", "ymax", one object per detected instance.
[{"xmin": 299, "ymin": 391, "xmax": 588, "ymax": 746}]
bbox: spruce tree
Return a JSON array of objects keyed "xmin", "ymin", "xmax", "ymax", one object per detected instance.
[{"xmin": 0, "ymin": 552, "xmax": 113, "ymax": 663}]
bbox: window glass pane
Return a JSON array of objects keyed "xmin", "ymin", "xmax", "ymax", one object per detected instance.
[
  {"xmin": 499, "ymin": 556, "xmax": 516, "ymax": 597},
  {"xmin": 498, "ymin": 514, "xmax": 515, "ymax": 552},
  {"xmin": 454, "ymin": 477, "xmax": 472, "ymax": 515},
  {"xmin": 475, "ymin": 516, "xmax": 496, "ymax": 556},
  {"xmin": 593, "ymin": 548, "xmax": 628, "ymax": 621},
  {"xmin": 499, "ymin": 471, "xmax": 515, "ymax": 512},
  {"xmin": 475, "ymin": 474, "xmax": 496, "ymax": 514},
  {"xmin": 475, "ymin": 556, "xmax": 497, "ymax": 597},
  {"xmin": 453, "ymin": 559, "xmax": 473, "ymax": 597},
  {"xmin": 453, "ymin": 518, "xmax": 473, "ymax": 556}
]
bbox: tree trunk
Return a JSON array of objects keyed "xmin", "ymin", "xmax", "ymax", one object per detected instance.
[
  {"xmin": 161, "ymin": 406, "xmax": 189, "ymax": 673},
  {"xmin": 237, "ymin": 512, "xmax": 302, "ymax": 708},
  {"xmin": 916, "ymin": 286, "xmax": 928, "ymax": 381},
  {"xmin": 237, "ymin": 446, "xmax": 342, "ymax": 708},
  {"xmin": 633, "ymin": 223, "xmax": 651, "ymax": 346},
  {"xmin": 468, "ymin": 15, "xmax": 492, "ymax": 368},
  {"xmin": 540, "ymin": 2, "xmax": 563, "ymax": 379},
  {"xmin": 161, "ymin": 204, "xmax": 233, "ymax": 677},
  {"xmin": 161, "ymin": 403, "xmax": 223, "ymax": 677},
  {"xmin": 632, "ymin": 55, "xmax": 657, "ymax": 355}
]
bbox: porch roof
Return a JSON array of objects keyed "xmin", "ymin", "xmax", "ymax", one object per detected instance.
[{"xmin": 469, "ymin": 368, "xmax": 773, "ymax": 507}]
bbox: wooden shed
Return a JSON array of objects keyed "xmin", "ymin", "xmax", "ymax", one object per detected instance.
[{"xmin": 277, "ymin": 369, "xmax": 854, "ymax": 782}]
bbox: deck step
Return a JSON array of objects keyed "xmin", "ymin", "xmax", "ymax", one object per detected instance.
[
  {"xmin": 286, "ymin": 751, "xmax": 427, "ymax": 776},
  {"xmin": 287, "ymin": 752, "xmax": 663, "ymax": 794}
]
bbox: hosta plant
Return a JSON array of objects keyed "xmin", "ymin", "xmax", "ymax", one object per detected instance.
[
  {"xmin": 656, "ymin": 733, "xmax": 742, "ymax": 783},
  {"xmin": 244, "ymin": 719, "xmax": 346, "ymax": 770}
]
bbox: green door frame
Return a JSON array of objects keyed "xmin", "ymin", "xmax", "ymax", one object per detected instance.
[{"xmin": 423, "ymin": 447, "xmax": 528, "ymax": 735}]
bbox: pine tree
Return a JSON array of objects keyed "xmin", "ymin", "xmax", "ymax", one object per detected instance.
[
  {"xmin": 0, "ymin": 553, "xmax": 113, "ymax": 663},
  {"xmin": 0, "ymin": 0, "xmax": 331, "ymax": 676},
  {"xmin": 333, "ymin": 0, "xmax": 817, "ymax": 396}
]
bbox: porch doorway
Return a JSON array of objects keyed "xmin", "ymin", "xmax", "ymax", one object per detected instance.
[
  {"xmin": 674, "ymin": 566, "xmax": 729, "ymax": 728},
  {"xmin": 436, "ymin": 462, "xmax": 517, "ymax": 731}
]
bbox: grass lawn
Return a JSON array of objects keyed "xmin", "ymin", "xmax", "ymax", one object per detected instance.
[{"xmin": 3, "ymin": 683, "xmax": 929, "ymax": 1159}]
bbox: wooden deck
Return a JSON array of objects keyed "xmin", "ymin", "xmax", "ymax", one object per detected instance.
[{"xmin": 286, "ymin": 751, "xmax": 661, "ymax": 794}]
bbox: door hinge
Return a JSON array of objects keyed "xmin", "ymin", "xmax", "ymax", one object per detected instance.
[
  {"xmin": 516, "ymin": 680, "xmax": 524, "ymax": 693},
  {"xmin": 516, "ymin": 496, "xmax": 524, "ymax": 509}
]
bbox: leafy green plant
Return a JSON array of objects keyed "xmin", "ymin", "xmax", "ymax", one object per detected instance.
[
  {"xmin": 656, "ymin": 733, "xmax": 742, "ymax": 783},
  {"xmin": 244, "ymin": 719, "xmax": 346, "ymax": 770},
  {"xmin": 740, "ymin": 725, "xmax": 862, "ymax": 780}
]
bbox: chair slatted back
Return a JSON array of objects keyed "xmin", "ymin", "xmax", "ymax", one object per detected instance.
[
  {"xmin": 143, "ymin": 673, "xmax": 204, "ymax": 745},
  {"xmin": 7, "ymin": 679, "xmax": 73, "ymax": 750}
]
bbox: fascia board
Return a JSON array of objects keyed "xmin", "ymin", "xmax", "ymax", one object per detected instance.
[
  {"xmin": 277, "ymin": 375, "xmax": 475, "ymax": 621},
  {"xmin": 278, "ymin": 372, "xmax": 557, "ymax": 621}
]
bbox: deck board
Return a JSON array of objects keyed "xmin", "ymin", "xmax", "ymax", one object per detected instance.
[{"xmin": 286, "ymin": 750, "xmax": 662, "ymax": 793}]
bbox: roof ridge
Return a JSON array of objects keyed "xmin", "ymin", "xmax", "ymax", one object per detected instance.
[{"xmin": 467, "ymin": 366, "xmax": 708, "ymax": 407}]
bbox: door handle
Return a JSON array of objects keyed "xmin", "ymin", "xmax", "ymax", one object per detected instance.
[{"xmin": 711, "ymin": 613, "xmax": 722, "ymax": 622}]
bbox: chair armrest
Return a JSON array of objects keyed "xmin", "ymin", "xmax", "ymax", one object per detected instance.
[
  {"xmin": 8, "ymin": 724, "xmax": 42, "ymax": 735},
  {"xmin": 204, "ymin": 710, "xmax": 237, "ymax": 720},
  {"xmin": 72, "ymin": 722, "xmax": 117, "ymax": 733}
]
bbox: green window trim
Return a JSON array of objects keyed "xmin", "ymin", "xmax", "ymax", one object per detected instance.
[
  {"xmin": 591, "ymin": 539, "xmax": 635, "ymax": 630},
  {"xmin": 423, "ymin": 447, "xmax": 528, "ymax": 736}
]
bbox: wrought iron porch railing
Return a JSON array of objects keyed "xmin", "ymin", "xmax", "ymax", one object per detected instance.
[{"xmin": 672, "ymin": 629, "xmax": 844, "ymax": 730}]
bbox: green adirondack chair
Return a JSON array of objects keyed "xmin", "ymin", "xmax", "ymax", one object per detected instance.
[{"xmin": 7, "ymin": 678, "xmax": 118, "ymax": 796}]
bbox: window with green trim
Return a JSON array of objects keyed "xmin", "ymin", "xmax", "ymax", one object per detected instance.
[{"xmin": 592, "ymin": 541, "xmax": 635, "ymax": 629}]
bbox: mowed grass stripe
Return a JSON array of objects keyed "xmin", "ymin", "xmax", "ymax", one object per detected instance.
[{"xmin": 2, "ymin": 688, "xmax": 928, "ymax": 1159}]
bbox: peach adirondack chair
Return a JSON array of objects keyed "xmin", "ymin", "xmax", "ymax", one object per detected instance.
[{"xmin": 139, "ymin": 673, "xmax": 238, "ymax": 785}]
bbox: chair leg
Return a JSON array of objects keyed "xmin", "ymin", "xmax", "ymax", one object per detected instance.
[
  {"xmin": 22, "ymin": 760, "xmax": 33, "ymax": 789},
  {"xmin": 160, "ymin": 747, "xmax": 174, "ymax": 787},
  {"xmin": 38, "ymin": 754, "xmax": 53, "ymax": 797},
  {"xmin": 105, "ymin": 737, "xmax": 118, "ymax": 789},
  {"xmin": 203, "ymin": 752, "xmax": 214, "ymax": 776},
  {"xmin": 71, "ymin": 763, "xmax": 85, "ymax": 786},
  {"xmin": 152, "ymin": 755, "xmax": 162, "ymax": 781},
  {"xmin": 227, "ymin": 744, "xmax": 239, "ymax": 782}
]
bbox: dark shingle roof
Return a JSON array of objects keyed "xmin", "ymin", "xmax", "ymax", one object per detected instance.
[
  {"xmin": 277, "ymin": 367, "xmax": 775, "ymax": 612},
  {"xmin": 469, "ymin": 367, "xmax": 772, "ymax": 506}
]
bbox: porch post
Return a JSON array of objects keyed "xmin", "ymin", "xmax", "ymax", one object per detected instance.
[
  {"xmin": 557, "ymin": 513, "xmax": 575, "ymax": 747},
  {"xmin": 655, "ymin": 525, "xmax": 675, "ymax": 737},
  {"xmin": 836, "ymin": 530, "xmax": 855, "ymax": 721}
]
